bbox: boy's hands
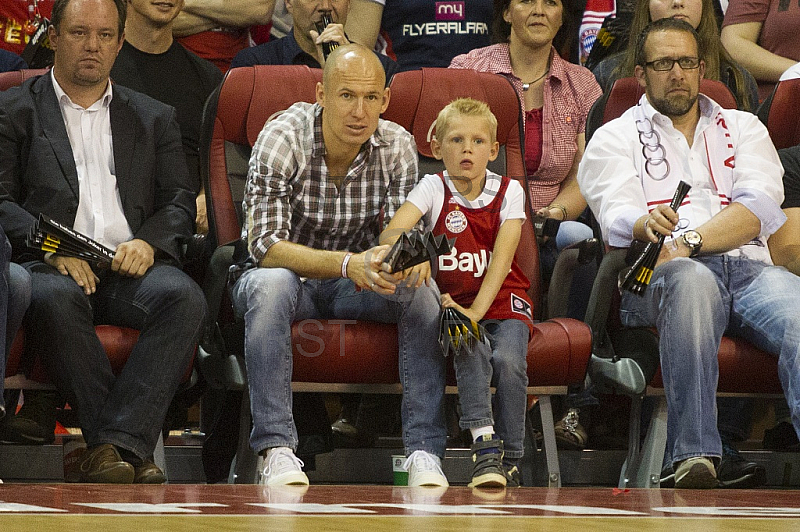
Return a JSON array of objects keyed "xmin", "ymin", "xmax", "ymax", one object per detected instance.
[
  {"xmin": 441, "ymin": 293, "xmax": 482, "ymax": 322},
  {"xmin": 388, "ymin": 261, "xmax": 431, "ymax": 288}
]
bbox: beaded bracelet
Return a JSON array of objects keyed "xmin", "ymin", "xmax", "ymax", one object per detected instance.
[{"xmin": 341, "ymin": 252, "xmax": 353, "ymax": 278}]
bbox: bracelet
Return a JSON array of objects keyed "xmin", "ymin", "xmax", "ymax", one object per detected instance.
[
  {"xmin": 549, "ymin": 203, "xmax": 568, "ymax": 221},
  {"xmin": 341, "ymin": 252, "xmax": 353, "ymax": 278}
]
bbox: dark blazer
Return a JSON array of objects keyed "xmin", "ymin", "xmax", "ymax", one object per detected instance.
[{"xmin": 0, "ymin": 73, "xmax": 196, "ymax": 265}]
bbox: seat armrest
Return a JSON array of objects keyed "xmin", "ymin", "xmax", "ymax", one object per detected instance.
[
  {"xmin": 197, "ymin": 244, "xmax": 248, "ymax": 389},
  {"xmin": 201, "ymin": 244, "xmax": 237, "ymax": 329},
  {"xmin": 584, "ymin": 248, "xmax": 627, "ymax": 352},
  {"xmin": 546, "ymin": 238, "xmax": 601, "ymax": 318},
  {"xmin": 585, "ymin": 249, "xmax": 659, "ymax": 395}
]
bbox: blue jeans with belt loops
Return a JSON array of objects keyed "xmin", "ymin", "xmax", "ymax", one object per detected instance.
[
  {"xmin": 620, "ymin": 255, "xmax": 800, "ymax": 466},
  {"xmin": 231, "ymin": 267, "xmax": 447, "ymax": 458}
]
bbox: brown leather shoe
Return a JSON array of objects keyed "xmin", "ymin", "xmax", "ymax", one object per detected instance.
[
  {"xmin": 78, "ymin": 444, "xmax": 135, "ymax": 484},
  {"xmin": 133, "ymin": 459, "xmax": 167, "ymax": 484}
]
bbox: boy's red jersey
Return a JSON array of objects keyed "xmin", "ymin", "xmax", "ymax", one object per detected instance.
[{"xmin": 433, "ymin": 173, "xmax": 534, "ymax": 336}]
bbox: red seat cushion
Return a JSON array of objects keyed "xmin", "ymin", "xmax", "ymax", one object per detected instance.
[
  {"xmin": 290, "ymin": 317, "xmax": 592, "ymax": 389},
  {"xmin": 291, "ymin": 321, "xmax": 399, "ymax": 384},
  {"xmin": 649, "ymin": 336, "xmax": 782, "ymax": 394},
  {"xmin": 6, "ymin": 326, "xmax": 193, "ymax": 384}
]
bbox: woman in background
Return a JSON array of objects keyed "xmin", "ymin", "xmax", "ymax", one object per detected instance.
[{"xmin": 593, "ymin": 0, "xmax": 758, "ymax": 111}]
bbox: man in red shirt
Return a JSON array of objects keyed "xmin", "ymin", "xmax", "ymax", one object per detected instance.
[{"xmin": 173, "ymin": 0, "xmax": 274, "ymax": 72}]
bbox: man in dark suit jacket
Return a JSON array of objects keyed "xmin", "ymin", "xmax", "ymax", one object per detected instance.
[{"xmin": 0, "ymin": 0, "xmax": 206, "ymax": 484}]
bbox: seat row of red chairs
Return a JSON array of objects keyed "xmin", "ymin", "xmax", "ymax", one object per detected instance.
[{"xmin": 1, "ymin": 66, "xmax": 797, "ymax": 486}]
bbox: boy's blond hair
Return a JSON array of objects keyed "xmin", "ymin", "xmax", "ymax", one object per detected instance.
[{"xmin": 434, "ymin": 98, "xmax": 498, "ymax": 144}]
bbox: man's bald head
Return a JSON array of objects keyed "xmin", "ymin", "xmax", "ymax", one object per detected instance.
[
  {"xmin": 315, "ymin": 43, "xmax": 391, "ymax": 159},
  {"xmin": 322, "ymin": 43, "xmax": 386, "ymax": 89}
]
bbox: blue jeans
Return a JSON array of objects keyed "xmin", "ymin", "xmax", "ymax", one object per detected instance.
[
  {"xmin": 231, "ymin": 268, "xmax": 447, "ymax": 458},
  {"xmin": 620, "ymin": 255, "xmax": 800, "ymax": 466},
  {"xmin": 555, "ymin": 220, "xmax": 595, "ymax": 251},
  {"xmin": 453, "ymin": 319, "xmax": 529, "ymax": 460},
  {"xmin": 0, "ymin": 226, "xmax": 31, "ymax": 414},
  {"xmin": 540, "ymin": 221, "xmax": 596, "ymax": 321},
  {"xmin": 488, "ymin": 319, "xmax": 529, "ymax": 460},
  {"xmin": 23, "ymin": 261, "xmax": 205, "ymax": 459},
  {"xmin": 539, "ymin": 221, "xmax": 595, "ymax": 275}
]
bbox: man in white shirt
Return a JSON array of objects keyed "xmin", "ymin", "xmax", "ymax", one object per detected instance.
[
  {"xmin": 578, "ymin": 18, "xmax": 800, "ymax": 489},
  {"xmin": 0, "ymin": 0, "xmax": 205, "ymax": 484}
]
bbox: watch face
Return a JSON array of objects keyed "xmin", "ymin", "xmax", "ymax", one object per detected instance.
[{"xmin": 684, "ymin": 231, "xmax": 701, "ymax": 246}]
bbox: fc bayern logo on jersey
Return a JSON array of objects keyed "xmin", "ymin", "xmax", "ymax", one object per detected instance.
[
  {"xmin": 445, "ymin": 210, "xmax": 468, "ymax": 233},
  {"xmin": 510, "ymin": 293, "xmax": 532, "ymax": 320}
]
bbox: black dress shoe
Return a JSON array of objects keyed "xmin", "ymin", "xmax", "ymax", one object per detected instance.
[
  {"xmin": 0, "ymin": 389, "xmax": 59, "ymax": 444},
  {"xmin": 78, "ymin": 444, "xmax": 135, "ymax": 483},
  {"xmin": 133, "ymin": 459, "xmax": 167, "ymax": 484},
  {"xmin": 717, "ymin": 443, "xmax": 766, "ymax": 488}
]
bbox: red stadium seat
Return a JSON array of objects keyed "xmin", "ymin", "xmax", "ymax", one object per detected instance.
[
  {"xmin": 200, "ymin": 65, "xmax": 592, "ymax": 485},
  {"xmin": 0, "ymin": 68, "xmax": 48, "ymax": 91},
  {"xmin": 757, "ymin": 78, "xmax": 800, "ymax": 150},
  {"xmin": 587, "ymin": 77, "xmax": 738, "ymax": 142}
]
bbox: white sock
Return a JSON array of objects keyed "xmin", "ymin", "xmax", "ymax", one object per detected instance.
[{"xmin": 470, "ymin": 426, "xmax": 495, "ymax": 442}]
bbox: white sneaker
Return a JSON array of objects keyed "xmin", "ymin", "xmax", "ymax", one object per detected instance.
[
  {"xmin": 259, "ymin": 447, "xmax": 310, "ymax": 486},
  {"xmin": 403, "ymin": 450, "xmax": 449, "ymax": 487}
]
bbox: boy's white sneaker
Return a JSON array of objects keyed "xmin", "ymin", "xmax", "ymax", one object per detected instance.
[
  {"xmin": 403, "ymin": 450, "xmax": 449, "ymax": 487},
  {"xmin": 259, "ymin": 447, "xmax": 310, "ymax": 486}
]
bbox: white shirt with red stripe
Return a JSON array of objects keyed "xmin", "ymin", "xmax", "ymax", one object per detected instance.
[{"xmin": 579, "ymin": 94, "xmax": 785, "ymax": 264}]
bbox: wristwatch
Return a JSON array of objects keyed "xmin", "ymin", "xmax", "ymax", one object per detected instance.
[{"xmin": 681, "ymin": 230, "xmax": 703, "ymax": 257}]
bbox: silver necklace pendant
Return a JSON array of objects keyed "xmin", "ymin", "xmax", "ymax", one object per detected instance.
[{"xmin": 521, "ymin": 68, "xmax": 549, "ymax": 91}]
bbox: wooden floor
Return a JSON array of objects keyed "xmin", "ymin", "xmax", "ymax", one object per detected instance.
[{"xmin": 1, "ymin": 484, "xmax": 799, "ymax": 531}]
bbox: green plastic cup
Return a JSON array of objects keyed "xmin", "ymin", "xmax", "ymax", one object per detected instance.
[{"xmin": 392, "ymin": 454, "xmax": 408, "ymax": 486}]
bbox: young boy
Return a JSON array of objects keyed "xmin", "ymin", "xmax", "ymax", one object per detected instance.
[{"xmin": 381, "ymin": 98, "xmax": 534, "ymax": 487}]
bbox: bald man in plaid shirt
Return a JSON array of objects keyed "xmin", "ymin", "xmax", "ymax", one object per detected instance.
[{"xmin": 230, "ymin": 44, "xmax": 449, "ymax": 487}]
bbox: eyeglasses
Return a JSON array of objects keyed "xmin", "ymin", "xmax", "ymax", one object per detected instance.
[{"xmin": 644, "ymin": 56, "xmax": 700, "ymax": 72}]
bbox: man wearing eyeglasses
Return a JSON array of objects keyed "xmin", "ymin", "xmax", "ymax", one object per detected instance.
[{"xmin": 578, "ymin": 17, "xmax": 800, "ymax": 489}]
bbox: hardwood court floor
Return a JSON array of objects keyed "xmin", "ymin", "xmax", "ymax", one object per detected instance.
[{"xmin": 1, "ymin": 484, "xmax": 799, "ymax": 531}]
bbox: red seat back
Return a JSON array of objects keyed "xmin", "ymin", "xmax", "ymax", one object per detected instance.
[
  {"xmin": 384, "ymin": 68, "xmax": 540, "ymax": 313},
  {"xmin": 0, "ymin": 68, "xmax": 49, "ymax": 91},
  {"xmin": 761, "ymin": 78, "xmax": 800, "ymax": 149},
  {"xmin": 203, "ymin": 65, "xmax": 323, "ymax": 248},
  {"xmin": 602, "ymin": 77, "xmax": 738, "ymax": 124}
]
